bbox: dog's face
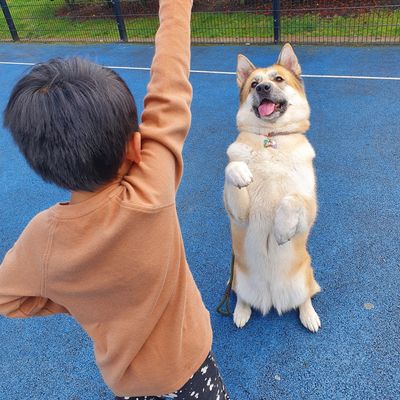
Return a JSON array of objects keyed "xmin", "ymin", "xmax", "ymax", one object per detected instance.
[{"xmin": 236, "ymin": 44, "xmax": 310, "ymax": 132}]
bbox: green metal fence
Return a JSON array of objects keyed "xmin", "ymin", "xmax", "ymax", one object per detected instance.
[{"xmin": 1, "ymin": 0, "xmax": 399, "ymax": 44}]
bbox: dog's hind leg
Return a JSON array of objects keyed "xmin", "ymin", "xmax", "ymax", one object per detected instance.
[
  {"xmin": 299, "ymin": 297, "xmax": 321, "ymax": 333},
  {"xmin": 230, "ymin": 220, "xmax": 252, "ymax": 328},
  {"xmin": 234, "ymin": 296, "xmax": 252, "ymax": 328}
]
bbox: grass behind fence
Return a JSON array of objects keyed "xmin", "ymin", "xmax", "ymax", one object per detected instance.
[
  {"xmin": 0, "ymin": 0, "xmax": 120, "ymax": 41},
  {"xmin": 0, "ymin": 0, "xmax": 399, "ymax": 43}
]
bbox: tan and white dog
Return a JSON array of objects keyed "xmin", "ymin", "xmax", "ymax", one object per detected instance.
[{"xmin": 224, "ymin": 44, "xmax": 321, "ymax": 332}]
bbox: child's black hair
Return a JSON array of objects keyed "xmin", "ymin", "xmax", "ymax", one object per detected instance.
[{"xmin": 3, "ymin": 57, "xmax": 138, "ymax": 192}]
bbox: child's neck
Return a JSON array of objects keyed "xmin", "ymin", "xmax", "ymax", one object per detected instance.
[
  {"xmin": 69, "ymin": 159, "xmax": 132, "ymax": 205},
  {"xmin": 69, "ymin": 182, "xmax": 115, "ymax": 205}
]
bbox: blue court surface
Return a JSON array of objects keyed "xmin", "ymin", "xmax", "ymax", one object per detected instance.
[{"xmin": 0, "ymin": 43, "xmax": 399, "ymax": 400}]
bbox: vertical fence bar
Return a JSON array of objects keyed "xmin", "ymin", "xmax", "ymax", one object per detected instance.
[
  {"xmin": 0, "ymin": 0, "xmax": 19, "ymax": 41},
  {"xmin": 272, "ymin": 0, "xmax": 281, "ymax": 44},
  {"xmin": 111, "ymin": 0, "xmax": 128, "ymax": 42}
]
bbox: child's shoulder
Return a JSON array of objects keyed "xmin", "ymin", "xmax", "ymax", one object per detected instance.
[
  {"xmin": 19, "ymin": 209, "xmax": 53, "ymax": 240},
  {"xmin": 3, "ymin": 209, "xmax": 53, "ymax": 266}
]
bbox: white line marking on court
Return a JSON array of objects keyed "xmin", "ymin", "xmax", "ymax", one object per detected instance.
[
  {"xmin": 302, "ymin": 74, "xmax": 400, "ymax": 81},
  {"xmin": 0, "ymin": 61, "xmax": 35, "ymax": 66},
  {"xmin": 0, "ymin": 61, "xmax": 399, "ymax": 81}
]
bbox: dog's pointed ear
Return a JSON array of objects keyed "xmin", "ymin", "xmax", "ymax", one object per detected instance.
[
  {"xmin": 277, "ymin": 43, "xmax": 301, "ymax": 76},
  {"xmin": 237, "ymin": 54, "xmax": 256, "ymax": 87}
]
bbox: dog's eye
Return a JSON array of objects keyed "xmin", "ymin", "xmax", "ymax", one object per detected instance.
[
  {"xmin": 275, "ymin": 76, "xmax": 284, "ymax": 82},
  {"xmin": 251, "ymin": 81, "xmax": 258, "ymax": 89}
]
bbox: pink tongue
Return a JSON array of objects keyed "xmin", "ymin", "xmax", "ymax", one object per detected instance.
[{"xmin": 258, "ymin": 101, "xmax": 275, "ymax": 117}]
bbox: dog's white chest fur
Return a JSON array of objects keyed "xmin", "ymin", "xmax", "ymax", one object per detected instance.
[
  {"xmin": 227, "ymin": 134, "xmax": 316, "ymax": 207},
  {"xmin": 248, "ymin": 138, "xmax": 316, "ymax": 201}
]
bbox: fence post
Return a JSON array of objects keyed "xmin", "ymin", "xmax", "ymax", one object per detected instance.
[
  {"xmin": 111, "ymin": 0, "xmax": 128, "ymax": 42},
  {"xmin": 0, "ymin": 0, "xmax": 19, "ymax": 42},
  {"xmin": 272, "ymin": 0, "xmax": 281, "ymax": 45}
]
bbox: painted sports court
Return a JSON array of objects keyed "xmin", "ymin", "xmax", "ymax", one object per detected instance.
[{"xmin": 0, "ymin": 43, "xmax": 399, "ymax": 399}]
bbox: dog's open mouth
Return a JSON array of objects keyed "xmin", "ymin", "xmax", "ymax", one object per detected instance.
[{"xmin": 254, "ymin": 99, "xmax": 287, "ymax": 118}]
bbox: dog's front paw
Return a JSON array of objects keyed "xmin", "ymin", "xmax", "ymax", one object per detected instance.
[
  {"xmin": 225, "ymin": 161, "xmax": 253, "ymax": 189},
  {"xmin": 233, "ymin": 300, "xmax": 252, "ymax": 328},
  {"xmin": 273, "ymin": 196, "xmax": 303, "ymax": 245}
]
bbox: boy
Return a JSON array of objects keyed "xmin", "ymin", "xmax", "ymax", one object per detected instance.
[{"xmin": 0, "ymin": 0, "xmax": 229, "ymax": 399}]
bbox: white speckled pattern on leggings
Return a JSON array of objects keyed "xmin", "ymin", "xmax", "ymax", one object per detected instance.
[{"xmin": 115, "ymin": 353, "xmax": 230, "ymax": 400}]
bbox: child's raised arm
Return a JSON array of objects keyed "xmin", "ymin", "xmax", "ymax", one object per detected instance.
[{"xmin": 126, "ymin": 0, "xmax": 193, "ymax": 206}]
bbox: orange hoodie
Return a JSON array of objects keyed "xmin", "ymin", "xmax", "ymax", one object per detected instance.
[{"xmin": 0, "ymin": 0, "xmax": 212, "ymax": 396}]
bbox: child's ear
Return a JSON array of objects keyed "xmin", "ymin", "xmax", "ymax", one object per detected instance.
[{"xmin": 126, "ymin": 132, "xmax": 142, "ymax": 164}]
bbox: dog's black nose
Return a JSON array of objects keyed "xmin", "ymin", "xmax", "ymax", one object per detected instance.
[{"xmin": 256, "ymin": 83, "xmax": 271, "ymax": 93}]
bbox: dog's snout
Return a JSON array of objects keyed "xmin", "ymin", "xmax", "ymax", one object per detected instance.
[{"xmin": 256, "ymin": 83, "xmax": 271, "ymax": 93}]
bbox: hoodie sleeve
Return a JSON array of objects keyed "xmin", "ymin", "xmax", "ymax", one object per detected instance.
[
  {"xmin": 125, "ymin": 0, "xmax": 193, "ymax": 206},
  {"xmin": 0, "ymin": 214, "xmax": 69, "ymax": 318}
]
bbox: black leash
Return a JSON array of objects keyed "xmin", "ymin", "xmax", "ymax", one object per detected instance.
[{"xmin": 216, "ymin": 252, "xmax": 235, "ymax": 316}]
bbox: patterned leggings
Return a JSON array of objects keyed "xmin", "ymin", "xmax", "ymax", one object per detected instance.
[{"xmin": 115, "ymin": 352, "xmax": 230, "ymax": 400}]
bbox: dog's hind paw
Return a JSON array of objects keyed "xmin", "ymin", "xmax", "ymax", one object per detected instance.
[
  {"xmin": 299, "ymin": 299, "xmax": 321, "ymax": 333},
  {"xmin": 233, "ymin": 300, "xmax": 252, "ymax": 328}
]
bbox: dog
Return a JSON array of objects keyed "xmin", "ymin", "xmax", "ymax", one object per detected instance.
[{"xmin": 223, "ymin": 44, "xmax": 321, "ymax": 332}]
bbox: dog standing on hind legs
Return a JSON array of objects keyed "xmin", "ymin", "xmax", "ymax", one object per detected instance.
[{"xmin": 224, "ymin": 44, "xmax": 321, "ymax": 332}]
